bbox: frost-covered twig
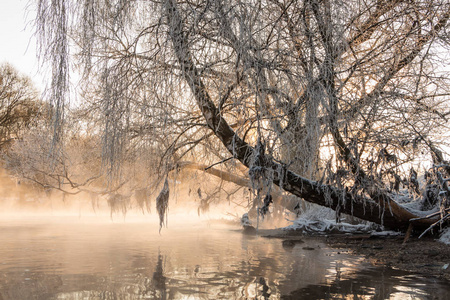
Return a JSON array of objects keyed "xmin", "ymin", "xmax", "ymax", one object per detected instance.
[
  {"xmin": 410, "ymin": 207, "xmax": 450, "ymax": 222},
  {"xmin": 156, "ymin": 178, "xmax": 170, "ymax": 232},
  {"xmin": 418, "ymin": 213, "xmax": 450, "ymax": 239}
]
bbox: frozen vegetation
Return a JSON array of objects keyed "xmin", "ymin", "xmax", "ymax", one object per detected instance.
[{"xmin": 0, "ymin": 0, "xmax": 448, "ymax": 241}]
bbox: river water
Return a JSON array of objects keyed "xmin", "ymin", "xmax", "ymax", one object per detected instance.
[{"xmin": 0, "ymin": 215, "xmax": 448, "ymax": 299}]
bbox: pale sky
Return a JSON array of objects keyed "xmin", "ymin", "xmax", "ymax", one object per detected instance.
[{"xmin": 0, "ymin": 0, "xmax": 46, "ymax": 90}]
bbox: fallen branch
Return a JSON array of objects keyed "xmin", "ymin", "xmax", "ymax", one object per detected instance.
[{"xmin": 410, "ymin": 207, "xmax": 450, "ymax": 222}]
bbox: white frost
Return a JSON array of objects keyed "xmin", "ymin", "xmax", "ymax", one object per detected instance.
[
  {"xmin": 285, "ymin": 206, "xmax": 379, "ymax": 234},
  {"xmin": 439, "ymin": 227, "xmax": 450, "ymax": 245}
]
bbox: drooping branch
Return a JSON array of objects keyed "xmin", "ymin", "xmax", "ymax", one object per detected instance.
[
  {"xmin": 172, "ymin": 161, "xmax": 301, "ymax": 214},
  {"xmin": 176, "ymin": 161, "xmax": 250, "ymax": 188},
  {"xmin": 163, "ymin": 0, "xmax": 437, "ymax": 230},
  {"xmin": 36, "ymin": 0, "xmax": 69, "ymax": 155}
]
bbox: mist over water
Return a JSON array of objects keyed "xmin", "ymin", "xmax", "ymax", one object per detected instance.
[
  {"xmin": 0, "ymin": 213, "xmax": 449, "ymax": 299},
  {"xmin": 0, "ymin": 171, "xmax": 448, "ymax": 299}
]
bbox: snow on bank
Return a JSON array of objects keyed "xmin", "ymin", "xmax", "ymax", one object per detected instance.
[
  {"xmin": 439, "ymin": 227, "xmax": 450, "ymax": 245},
  {"xmin": 284, "ymin": 206, "xmax": 384, "ymax": 234},
  {"xmin": 393, "ymin": 191, "xmax": 440, "ymax": 218},
  {"xmin": 280, "ymin": 187, "xmax": 448, "ymax": 237}
]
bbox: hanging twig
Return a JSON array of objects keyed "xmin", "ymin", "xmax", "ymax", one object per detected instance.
[{"xmin": 156, "ymin": 178, "xmax": 170, "ymax": 233}]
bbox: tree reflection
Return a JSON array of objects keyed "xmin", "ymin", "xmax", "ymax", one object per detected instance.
[
  {"xmin": 0, "ymin": 254, "xmax": 447, "ymax": 299},
  {"xmin": 282, "ymin": 267, "xmax": 446, "ymax": 300},
  {"xmin": 0, "ymin": 222, "xmax": 448, "ymax": 300},
  {"xmin": 259, "ymin": 277, "xmax": 271, "ymax": 300},
  {"xmin": 152, "ymin": 253, "xmax": 167, "ymax": 300}
]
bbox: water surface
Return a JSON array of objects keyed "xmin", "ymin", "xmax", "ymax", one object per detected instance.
[{"xmin": 0, "ymin": 216, "xmax": 448, "ymax": 299}]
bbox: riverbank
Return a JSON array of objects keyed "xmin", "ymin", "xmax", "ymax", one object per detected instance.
[
  {"xmin": 326, "ymin": 233, "xmax": 450, "ymax": 281},
  {"xmin": 258, "ymin": 228, "xmax": 450, "ymax": 281}
]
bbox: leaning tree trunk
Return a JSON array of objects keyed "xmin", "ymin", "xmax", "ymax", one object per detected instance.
[{"xmin": 163, "ymin": 0, "xmax": 436, "ymax": 231}]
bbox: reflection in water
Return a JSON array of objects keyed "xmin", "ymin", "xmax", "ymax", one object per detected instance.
[
  {"xmin": 0, "ymin": 216, "xmax": 448, "ymax": 300},
  {"xmin": 153, "ymin": 253, "xmax": 167, "ymax": 299},
  {"xmin": 259, "ymin": 277, "xmax": 271, "ymax": 299},
  {"xmin": 283, "ymin": 267, "xmax": 449, "ymax": 299}
]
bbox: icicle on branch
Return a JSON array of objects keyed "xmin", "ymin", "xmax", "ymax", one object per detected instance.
[{"xmin": 156, "ymin": 178, "xmax": 170, "ymax": 232}]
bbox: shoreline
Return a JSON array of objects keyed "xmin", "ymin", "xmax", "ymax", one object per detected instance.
[
  {"xmin": 258, "ymin": 228, "xmax": 450, "ymax": 281},
  {"xmin": 326, "ymin": 234, "xmax": 450, "ymax": 281}
]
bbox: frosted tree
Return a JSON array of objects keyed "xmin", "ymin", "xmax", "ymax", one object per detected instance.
[
  {"xmin": 31, "ymin": 0, "xmax": 450, "ymax": 232},
  {"xmin": 0, "ymin": 64, "xmax": 42, "ymax": 149}
]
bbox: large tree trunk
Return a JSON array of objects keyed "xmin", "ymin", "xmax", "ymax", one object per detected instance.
[{"xmin": 163, "ymin": 0, "xmax": 436, "ymax": 231}]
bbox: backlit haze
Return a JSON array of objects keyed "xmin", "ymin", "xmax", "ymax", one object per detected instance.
[{"xmin": 0, "ymin": 0, "xmax": 46, "ymax": 90}]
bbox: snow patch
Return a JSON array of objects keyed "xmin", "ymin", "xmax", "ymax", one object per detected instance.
[
  {"xmin": 285, "ymin": 206, "xmax": 380, "ymax": 234},
  {"xmin": 439, "ymin": 227, "xmax": 450, "ymax": 245},
  {"xmin": 393, "ymin": 191, "xmax": 439, "ymax": 218},
  {"xmin": 370, "ymin": 230, "xmax": 402, "ymax": 236}
]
